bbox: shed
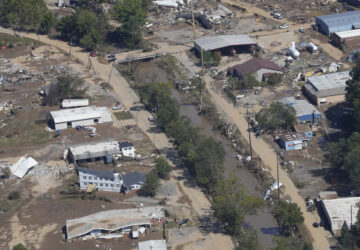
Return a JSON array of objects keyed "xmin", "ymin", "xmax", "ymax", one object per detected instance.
[
  {"xmin": 50, "ymin": 106, "xmax": 112, "ymax": 130},
  {"xmin": 138, "ymin": 240, "xmax": 167, "ymax": 250},
  {"xmin": 321, "ymin": 197, "xmax": 360, "ymax": 236},
  {"xmin": 316, "ymin": 10, "xmax": 360, "ymax": 36},
  {"xmin": 303, "ymin": 71, "xmax": 350, "ymax": 105},
  {"xmin": 228, "ymin": 58, "xmax": 283, "ymax": 82},
  {"xmin": 333, "ymin": 29, "xmax": 360, "ymax": 51},
  {"xmin": 122, "ymin": 172, "xmax": 146, "ymax": 192},
  {"xmin": 62, "ymin": 99, "xmax": 89, "ymax": 109},
  {"xmin": 194, "ymin": 35, "xmax": 256, "ymax": 55},
  {"xmin": 119, "ymin": 141, "xmax": 135, "ymax": 157},
  {"xmin": 279, "ymin": 132, "xmax": 309, "ymax": 151},
  {"xmin": 67, "ymin": 141, "xmax": 120, "ymax": 164}
]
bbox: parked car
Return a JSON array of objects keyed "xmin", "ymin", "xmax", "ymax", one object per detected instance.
[
  {"xmin": 280, "ymin": 24, "xmax": 289, "ymax": 29},
  {"xmin": 273, "ymin": 13, "xmax": 283, "ymax": 19},
  {"xmin": 90, "ymin": 51, "xmax": 97, "ymax": 57},
  {"xmin": 299, "ymin": 28, "xmax": 305, "ymax": 33},
  {"xmin": 107, "ymin": 54, "xmax": 115, "ymax": 58},
  {"xmin": 112, "ymin": 102, "xmax": 123, "ymax": 110},
  {"xmin": 108, "ymin": 57, "xmax": 116, "ymax": 63}
]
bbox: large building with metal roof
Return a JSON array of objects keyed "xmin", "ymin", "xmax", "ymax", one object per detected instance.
[
  {"xmin": 77, "ymin": 168, "xmax": 123, "ymax": 192},
  {"xmin": 194, "ymin": 35, "xmax": 256, "ymax": 55},
  {"xmin": 320, "ymin": 197, "xmax": 360, "ymax": 236},
  {"xmin": 316, "ymin": 10, "xmax": 360, "ymax": 36},
  {"xmin": 303, "ymin": 71, "xmax": 351, "ymax": 105},
  {"xmin": 279, "ymin": 97, "xmax": 321, "ymax": 123},
  {"xmin": 333, "ymin": 29, "xmax": 360, "ymax": 50},
  {"xmin": 50, "ymin": 106, "xmax": 112, "ymax": 130}
]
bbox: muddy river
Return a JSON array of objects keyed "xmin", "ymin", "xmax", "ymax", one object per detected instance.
[{"xmin": 172, "ymin": 90, "xmax": 279, "ymax": 249}]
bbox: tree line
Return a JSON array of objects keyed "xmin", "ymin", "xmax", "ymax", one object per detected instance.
[{"xmin": 0, "ymin": 0, "xmax": 150, "ymax": 50}]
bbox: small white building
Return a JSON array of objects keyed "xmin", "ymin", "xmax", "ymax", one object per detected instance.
[
  {"xmin": 50, "ymin": 106, "xmax": 112, "ymax": 130},
  {"xmin": 120, "ymin": 142, "xmax": 135, "ymax": 157},
  {"xmin": 10, "ymin": 157, "xmax": 38, "ymax": 178},
  {"xmin": 61, "ymin": 99, "xmax": 89, "ymax": 109},
  {"xmin": 321, "ymin": 197, "xmax": 360, "ymax": 236}
]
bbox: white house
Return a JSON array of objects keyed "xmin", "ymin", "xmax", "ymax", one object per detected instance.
[
  {"xmin": 120, "ymin": 142, "xmax": 135, "ymax": 157},
  {"xmin": 50, "ymin": 106, "xmax": 112, "ymax": 130},
  {"xmin": 78, "ymin": 168, "xmax": 123, "ymax": 192},
  {"xmin": 61, "ymin": 99, "xmax": 89, "ymax": 109}
]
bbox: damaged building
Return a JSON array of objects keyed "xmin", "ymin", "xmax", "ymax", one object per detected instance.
[{"xmin": 65, "ymin": 207, "xmax": 165, "ymax": 240}]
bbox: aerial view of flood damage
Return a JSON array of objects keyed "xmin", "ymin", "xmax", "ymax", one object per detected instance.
[{"xmin": 1, "ymin": 0, "xmax": 360, "ymax": 249}]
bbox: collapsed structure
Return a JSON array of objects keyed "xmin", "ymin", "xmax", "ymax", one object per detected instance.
[
  {"xmin": 50, "ymin": 106, "xmax": 112, "ymax": 130},
  {"xmin": 194, "ymin": 35, "xmax": 256, "ymax": 55},
  {"xmin": 65, "ymin": 207, "xmax": 165, "ymax": 240},
  {"xmin": 303, "ymin": 71, "xmax": 351, "ymax": 105},
  {"xmin": 10, "ymin": 157, "xmax": 38, "ymax": 178},
  {"xmin": 67, "ymin": 141, "xmax": 121, "ymax": 165}
]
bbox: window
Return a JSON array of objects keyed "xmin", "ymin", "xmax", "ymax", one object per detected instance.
[
  {"xmin": 156, "ymin": 218, "xmax": 162, "ymax": 222},
  {"xmin": 94, "ymin": 119, "xmax": 99, "ymax": 123},
  {"xmin": 84, "ymin": 182, "xmax": 87, "ymax": 185},
  {"xmin": 89, "ymin": 182, "xmax": 93, "ymax": 184},
  {"xmin": 100, "ymin": 183, "xmax": 103, "ymax": 187},
  {"xmin": 111, "ymin": 184, "xmax": 114, "ymax": 187},
  {"xmin": 83, "ymin": 176, "xmax": 87, "ymax": 179},
  {"xmin": 105, "ymin": 184, "xmax": 109, "ymax": 187},
  {"xmin": 94, "ymin": 177, "xmax": 97, "ymax": 180},
  {"xmin": 101, "ymin": 178, "xmax": 104, "ymax": 181},
  {"xmin": 88, "ymin": 176, "xmax": 92, "ymax": 180},
  {"xmin": 116, "ymin": 184, "xmax": 120, "ymax": 187}
]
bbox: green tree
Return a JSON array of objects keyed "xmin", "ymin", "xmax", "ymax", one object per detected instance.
[
  {"xmin": 12, "ymin": 243, "xmax": 27, "ymax": 250},
  {"xmin": 274, "ymin": 200, "xmax": 304, "ymax": 235},
  {"xmin": 140, "ymin": 171, "xmax": 160, "ymax": 197},
  {"xmin": 272, "ymin": 236, "xmax": 309, "ymax": 250},
  {"xmin": 43, "ymin": 74, "xmax": 88, "ymax": 106},
  {"xmin": 229, "ymin": 75, "xmax": 260, "ymax": 90},
  {"xmin": 267, "ymin": 73, "xmax": 283, "ymax": 86},
  {"xmin": 213, "ymin": 177, "xmax": 264, "ymax": 235},
  {"xmin": 203, "ymin": 51, "xmax": 221, "ymax": 67},
  {"xmin": 155, "ymin": 157, "xmax": 172, "ymax": 179},
  {"xmin": 194, "ymin": 137, "xmax": 225, "ymax": 191},
  {"xmin": 255, "ymin": 102, "xmax": 297, "ymax": 132},
  {"xmin": 346, "ymin": 56, "xmax": 360, "ymax": 132},
  {"xmin": 39, "ymin": 11, "xmax": 55, "ymax": 34}
]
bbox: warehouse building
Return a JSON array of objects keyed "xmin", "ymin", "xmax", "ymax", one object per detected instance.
[
  {"xmin": 279, "ymin": 97, "xmax": 321, "ymax": 123},
  {"xmin": 78, "ymin": 168, "xmax": 123, "ymax": 192},
  {"xmin": 320, "ymin": 197, "xmax": 360, "ymax": 236},
  {"xmin": 194, "ymin": 35, "xmax": 256, "ymax": 55},
  {"xmin": 50, "ymin": 106, "xmax": 112, "ymax": 130},
  {"xmin": 227, "ymin": 57, "xmax": 283, "ymax": 82},
  {"xmin": 67, "ymin": 141, "xmax": 121, "ymax": 165},
  {"xmin": 332, "ymin": 29, "xmax": 360, "ymax": 51},
  {"xmin": 122, "ymin": 172, "xmax": 146, "ymax": 193},
  {"xmin": 316, "ymin": 10, "xmax": 360, "ymax": 36},
  {"xmin": 303, "ymin": 71, "xmax": 351, "ymax": 105},
  {"xmin": 66, "ymin": 206, "xmax": 165, "ymax": 240},
  {"xmin": 279, "ymin": 132, "xmax": 310, "ymax": 151}
]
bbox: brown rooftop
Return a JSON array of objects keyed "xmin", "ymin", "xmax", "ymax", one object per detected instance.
[{"xmin": 229, "ymin": 58, "xmax": 282, "ymax": 76}]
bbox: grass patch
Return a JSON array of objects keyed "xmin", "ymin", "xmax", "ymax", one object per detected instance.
[
  {"xmin": 114, "ymin": 111, "xmax": 133, "ymax": 120},
  {"xmin": 0, "ymin": 32, "xmax": 41, "ymax": 47},
  {"xmin": 0, "ymin": 123, "xmax": 50, "ymax": 149}
]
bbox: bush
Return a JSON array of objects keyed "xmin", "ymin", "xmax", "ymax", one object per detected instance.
[
  {"xmin": 140, "ymin": 172, "xmax": 160, "ymax": 197},
  {"xmin": 12, "ymin": 243, "xmax": 28, "ymax": 250},
  {"xmin": 203, "ymin": 51, "xmax": 221, "ymax": 67},
  {"xmin": 8, "ymin": 191, "xmax": 20, "ymax": 200},
  {"xmin": 155, "ymin": 157, "xmax": 172, "ymax": 179},
  {"xmin": 267, "ymin": 73, "xmax": 283, "ymax": 86}
]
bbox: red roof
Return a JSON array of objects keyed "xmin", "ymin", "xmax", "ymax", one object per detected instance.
[{"xmin": 229, "ymin": 58, "xmax": 282, "ymax": 76}]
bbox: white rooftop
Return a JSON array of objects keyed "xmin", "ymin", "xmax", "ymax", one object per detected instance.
[
  {"xmin": 335, "ymin": 29, "xmax": 360, "ymax": 39},
  {"xmin": 307, "ymin": 71, "xmax": 351, "ymax": 91},
  {"xmin": 292, "ymin": 100, "xmax": 321, "ymax": 117},
  {"xmin": 69, "ymin": 141, "xmax": 120, "ymax": 157},
  {"xmin": 62, "ymin": 99, "xmax": 89, "ymax": 108},
  {"xmin": 138, "ymin": 240, "xmax": 167, "ymax": 250},
  {"xmin": 10, "ymin": 157, "xmax": 38, "ymax": 178},
  {"xmin": 322, "ymin": 197, "xmax": 360, "ymax": 233},
  {"xmin": 50, "ymin": 106, "xmax": 110, "ymax": 124},
  {"xmin": 195, "ymin": 35, "xmax": 256, "ymax": 51}
]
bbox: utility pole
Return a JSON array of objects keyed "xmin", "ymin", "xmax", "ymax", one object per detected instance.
[
  {"xmin": 107, "ymin": 61, "xmax": 115, "ymax": 84},
  {"xmin": 191, "ymin": 0, "xmax": 196, "ymax": 41},
  {"xmin": 277, "ymin": 151, "xmax": 280, "ymax": 200},
  {"xmin": 246, "ymin": 107, "xmax": 253, "ymax": 160}
]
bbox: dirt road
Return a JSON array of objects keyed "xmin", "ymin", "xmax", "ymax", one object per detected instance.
[{"xmin": 0, "ymin": 27, "xmax": 233, "ymax": 250}]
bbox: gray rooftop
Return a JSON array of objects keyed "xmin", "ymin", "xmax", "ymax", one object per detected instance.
[
  {"xmin": 69, "ymin": 141, "xmax": 121, "ymax": 161},
  {"xmin": 194, "ymin": 35, "xmax": 256, "ymax": 51},
  {"xmin": 305, "ymin": 71, "xmax": 350, "ymax": 98},
  {"xmin": 292, "ymin": 100, "xmax": 321, "ymax": 117},
  {"xmin": 280, "ymin": 132, "xmax": 308, "ymax": 142},
  {"xmin": 77, "ymin": 168, "xmax": 116, "ymax": 180},
  {"xmin": 123, "ymin": 172, "xmax": 146, "ymax": 189},
  {"xmin": 317, "ymin": 10, "xmax": 360, "ymax": 27}
]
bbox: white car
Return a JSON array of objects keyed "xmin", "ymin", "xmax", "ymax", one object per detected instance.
[
  {"xmin": 112, "ymin": 102, "xmax": 123, "ymax": 110},
  {"xmin": 280, "ymin": 24, "xmax": 289, "ymax": 29}
]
